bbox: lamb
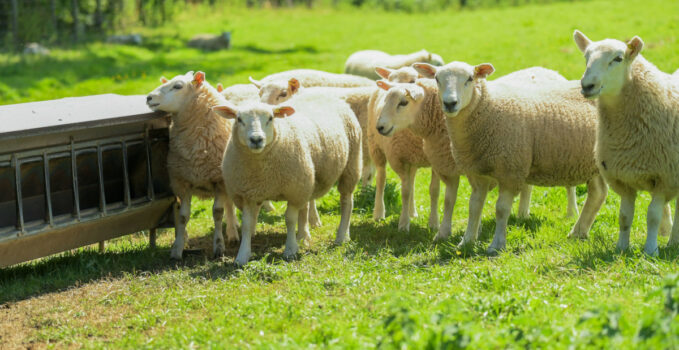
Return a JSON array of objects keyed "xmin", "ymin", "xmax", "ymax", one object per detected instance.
[
  {"xmin": 573, "ymin": 30, "xmax": 679, "ymax": 255},
  {"xmin": 219, "ymin": 83, "xmax": 260, "ymax": 105},
  {"xmin": 146, "ymin": 71, "xmax": 239, "ymax": 260},
  {"xmin": 249, "ymin": 69, "xmax": 375, "ymax": 105},
  {"xmin": 187, "ymin": 32, "xmax": 231, "ymax": 51},
  {"xmin": 213, "ymin": 92, "xmax": 362, "ymax": 266},
  {"xmin": 413, "ymin": 61, "xmax": 609, "ymax": 254},
  {"xmin": 260, "ymin": 67, "xmax": 443, "ymax": 233},
  {"xmin": 344, "ymin": 49, "xmax": 445, "ymax": 80}
]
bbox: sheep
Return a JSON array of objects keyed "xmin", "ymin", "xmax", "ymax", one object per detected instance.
[
  {"xmin": 106, "ymin": 34, "xmax": 143, "ymax": 45},
  {"xmin": 260, "ymin": 67, "xmax": 443, "ymax": 233},
  {"xmin": 573, "ymin": 30, "xmax": 679, "ymax": 255},
  {"xmin": 23, "ymin": 43, "xmax": 50, "ymax": 56},
  {"xmin": 412, "ymin": 61, "xmax": 609, "ymax": 254},
  {"xmin": 373, "ymin": 67, "xmax": 573, "ymax": 240},
  {"xmin": 187, "ymin": 32, "xmax": 231, "ymax": 51},
  {"xmin": 146, "ymin": 71, "xmax": 239, "ymax": 260},
  {"xmin": 219, "ymin": 83, "xmax": 261, "ymax": 105},
  {"xmin": 673, "ymin": 69, "xmax": 679, "ymax": 77},
  {"xmin": 213, "ymin": 92, "xmax": 362, "ymax": 266},
  {"xmin": 344, "ymin": 49, "xmax": 445, "ymax": 80},
  {"xmin": 249, "ymin": 69, "xmax": 375, "ymax": 105}
]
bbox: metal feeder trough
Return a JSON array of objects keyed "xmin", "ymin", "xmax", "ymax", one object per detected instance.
[{"xmin": 0, "ymin": 94, "xmax": 175, "ymax": 268}]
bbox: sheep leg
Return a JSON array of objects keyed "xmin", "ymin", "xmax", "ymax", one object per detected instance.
[
  {"xmin": 361, "ymin": 161, "xmax": 376, "ymax": 187},
  {"xmin": 297, "ymin": 202, "xmax": 311, "ymax": 247},
  {"xmin": 373, "ymin": 166, "xmax": 387, "ymax": 221},
  {"xmin": 568, "ymin": 175, "xmax": 607, "ymax": 240},
  {"xmin": 308, "ymin": 200, "xmax": 322, "ymax": 228},
  {"xmin": 518, "ymin": 185, "xmax": 532, "ymax": 218},
  {"xmin": 459, "ymin": 177, "xmax": 491, "ymax": 247},
  {"xmin": 615, "ymin": 189, "xmax": 636, "ymax": 252},
  {"xmin": 433, "ymin": 175, "xmax": 460, "ymax": 242},
  {"xmin": 224, "ymin": 195, "xmax": 240, "ymax": 243},
  {"xmin": 668, "ymin": 198, "xmax": 679, "ymax": 247},
  {"xmin": 409, "ymin": 168, "xmax": 419, "ymax": 219},
  {"xmin": 660, "ymin": 202, "xmax": 672, "ymax": 237},
  {"xmin": 566, "ymin": 186, "xmax": 579, "ymax": 218},
  {"xmin": 644, "ymin": 194, "xmax": 665, "ymax": 256},
  {"xmin": 212, "ymin": 194, "xmax": 226, "ymax": 258},
  {"xmin": 283, "ymin": 204, "xmax": 300, "ymax": 260},
  {"xmin": 336, "ymin": 191, "xmax": 353, "ymax": 244},
  {"xmin": 170, "ymin": 194, "xmax": 192, "ymax": 260},
  {"xmin": 261, "ymin": 201, "xmax": 276, "ymax": 212},
  {"xmin": 487, "ymin": 186, "xmax": 518, "ymax": 255},
  {"xmin": 398, "ymin": 168, "xmax": 415, "ymax": 231},
  {"xmin": 235, "ymin": 202, "xmax": 258, "ymax": 266},
  {"xmin": 428, "ymin": 170, "xmax": 441, "ymax": 230}
]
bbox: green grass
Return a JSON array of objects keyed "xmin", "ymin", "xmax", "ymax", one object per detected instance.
[{"xmin": 2, "ymin": 0, "xmax": 679, "ymax": 348}]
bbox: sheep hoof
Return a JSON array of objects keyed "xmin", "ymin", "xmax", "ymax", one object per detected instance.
[
  {"xmin": 170, "ymin": 245, "xmax": 183, "ymax": 260},
  {"xmin": 234, "ymin": 253, "xmax": 250, "ymax": 267},
  {"xmin": 486, "ymin": 245, "xmax": 504, "ymax": 256},
  {"xmin": 397, "ymin": 221, "xmax": 410, "ymax": 232},
  {"xmin": 615, "ymin": 241, "xmax": 629, "ymax": 253},
  {"xmin": 213, "ymin": 246, "xmax": 225, "ymax": 259},
  {"xmin": 297, "ymin": 233, "xmax": 312, "ymax": 247},
  {"xmin": 334, "ymin": 235, "xmax": 350, "ymax": 245},
  {"xmin": 643, "ymin": 244, "xmax": 659, "ymax": 257},
  {"xmin": 433, "ymin": 232, "xmax": 450, "ymax": 242},
  {"xmin": 282, "ymin": 250, "xmax": 298, "ymax": 261},
  {"xmin": 428, "ymin": 218, "xmax": 439, "ymax": 230},
  {"xmin": 309, "ymin": 219, "xmax": 322, "ymax": 229},
  {"xmin": 457, "ymin": 239, "xmax": 473, "ymax": 249},
  {"xmin": 567, "ymin": 231, "xmax": 588, "ymax": 240}
]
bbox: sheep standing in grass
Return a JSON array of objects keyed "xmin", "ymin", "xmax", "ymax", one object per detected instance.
[
  {"xmin": 413, "ymin": 62, "xmax": 608, "ymax": 254},
  {"xmin": 259, "ymin": 67, "xmax": 443, "ymax": 233},
  {"xmin": 374, "ymin": 67, "xmax": 574, "ymax": 240},
  {"xmin": 344, "ymin": 49, "xmax": 445, "ymax": 80},
  {"xmin": 574, "ymin": 30, "xmax": 679, "ymax": 255},
  {"xmin": 147, "ymin": 71, "xmax": 239, "ymax": 259},
  {"xmin": 213, "ymin": 92, "xmax": 362, "ymax": 266},
  {"xmin": 187, "ymin": 32, "xmax": 231, "ymax": 51}
]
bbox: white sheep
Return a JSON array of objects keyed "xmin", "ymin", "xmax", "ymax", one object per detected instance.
[
  {"xmin": 213, "ymin": 92, "xmax": 362, "ymax": 266},
  {"xmin": 573, "ymin": 30, "xmax": 679, "ymax": 255},
  {"xmin": 413, "ymin": 61, "xmax": 609, "ymax": 254},
  {"xmin": 344, "ymin": 49, "xmax": 445, "ymax": 80},
  {"xmin": 187, "ymin": 32, "xmax": 231, "ymax": 51},
  {"xmin": 249, "ymin": 69, "xmax": 375, "ymax": 105},
  {"xmin": 106, "ymin": 34, "xmax": 143, "ymax": 45},
  {"xmin": 258, "ymin": 67, "xmax": 443, "ymax": 233},
  {"xmin": 147, "ymin": 71, "xmax": 239, "ymax": 259}
]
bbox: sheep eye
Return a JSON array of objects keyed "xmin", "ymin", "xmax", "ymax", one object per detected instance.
[
  {"xmin": 237, "ymin": 117, "xmax": 243, "ymax": 124},
  {"xmin": 268, "ymin": 116, "xmax": 273, "ymax": 123},
  {"xmin": 173, "ymin": 83, "xmax": 183, "ymax": 90},
  {"xmin": 279, "ymin": 92, "xmax": 287, "ymax": 97},
  {"xmin": 613, "ymin": 56, "xmax": 623, "ymax": 63},
  {"xmin": 398, "ymin": 100, "xmax": 408, "ymax": 107},
  {"xmin": 466, "ymin": 76, "xmax": 473, "ymax": 83}
]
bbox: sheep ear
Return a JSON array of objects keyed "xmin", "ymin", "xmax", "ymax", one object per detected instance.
[
  {"xmin": 249, "ymin": 76, "xmax": 262, "ymax": 88},
  {"xmin": 212, "ymin": 105, "xmax": 238, "ymax": 119},
  {"xmin": 626, "ymin": 36, "xmax": 644, "ymax": 60},
  {"xmin": 412, "ymin": 63, "xmax": 437, "ymax": 79},
  {"xmin": 160, "ymin": 76, "xmax": 168, "ymax": 84},
  {"xmin": 375, "ymin": 67, "xmax": 393, "ymax": 79},
  {"xmin": 216, "ymin": 83, "xmax": 224, "ymax": 92},
  {"xmin": 573, "ymin": 30, "xmax": 591, "ymax": 53},
  {"xmin": 474, "ymin": 63, "xmax": 495, "ymax": 79},
  {"xmin": 405, "ymin": 88, "xmax": 424, "ymax": 101},
  {"xmin": 376, "ymin": 80, "xmax": 393, "ymax": 91},
  {"xmin": 288, "ymin": 78, "xmax": 300, "ymax": 95},
  {"xmin": 192, "ymin": 71, "xmax": 205, "ymax": 87},
  {"xmin": 273, "ymin": 106, "xmax": 295, "ymax": 118}
]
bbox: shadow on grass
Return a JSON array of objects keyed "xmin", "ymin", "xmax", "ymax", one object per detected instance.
[
  {"xmin": 0, "ymin": 227, "xmax": 288, "ymax": 304},
  {"xmin": 566, "ymin": 234, "xmax": 679, "ymax": 270},
  {"xmin": 240, "ymin": 44, "xmax": 318, "ymax": 55}
]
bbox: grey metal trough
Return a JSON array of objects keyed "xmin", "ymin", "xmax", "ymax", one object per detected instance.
[{"xmin": 0, "ymin": 94, "xmax": 175, "ymax": 268}]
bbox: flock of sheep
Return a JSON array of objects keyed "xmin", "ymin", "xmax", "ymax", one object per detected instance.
[{"xmin": 146, "ymin": 30, "xmax": 679, "ymax": 266}]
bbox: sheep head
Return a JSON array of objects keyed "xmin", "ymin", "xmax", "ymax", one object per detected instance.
[
  {"xmin": 375, "ymin": 80, "xmax": 424, "ymax": 136},
  {"xmin": 213, "ymin": 102, "xmax": 294, "ymax": 153},
  {"xmin": 146, "ymin": 71, "xmax": 206, "ymax": 113},
  {"xmin": 414, "ymin": 61, "xmax": 493, "ymax": 118},
  {"xmin": 257, "ymin": 78, "xmax": 301, "ymax": 105},
  {"xmin": 574, "ymin": 30, "xmax": 643, "ymax": 99}
]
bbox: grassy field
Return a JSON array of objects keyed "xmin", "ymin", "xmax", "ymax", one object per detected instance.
[{"xmin": 2, "ymin": 0, "xmax": 679, "ymax": 348}]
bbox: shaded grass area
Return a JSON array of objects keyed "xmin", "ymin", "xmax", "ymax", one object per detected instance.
[{"xmin": 2, "ymin": 0, "xmax": 679, "ymax": 348}]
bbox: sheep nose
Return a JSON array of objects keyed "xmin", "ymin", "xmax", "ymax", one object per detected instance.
[
  {"xmin": 581, "ymin": 83, "xmax": 595, "ymax": 92},
  {"xmin": 376, "ymin": 125, "xmax": 385, "ymax": 133},
  {"xmin": 443, "ymin": 100, "xmax": 458, "ymax": 111},
  {"xmin": 249, "ymin": 135, "xmax": 264, "ymax": 147},
  {"xmin": 146, "ymin": 95, "xmax": 152, "ymax": 102}
]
